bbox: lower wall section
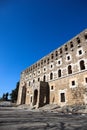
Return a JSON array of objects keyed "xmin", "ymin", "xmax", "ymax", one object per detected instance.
[
  {"xmin": 39, "ymin": 82, "xmax": 50, "ymax": 107},
  {"xmin": 17, "ymin": 71, "xmax": 87, "ymax": 107},
  {"xmin": 49, "ymin": 71, "xmax": 87, "ymax": 106}
]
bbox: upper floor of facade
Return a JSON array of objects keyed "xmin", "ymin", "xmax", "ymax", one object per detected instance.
[{"xmin": 20, "ymin": 29, "xmax": 87, "ymax": 84}]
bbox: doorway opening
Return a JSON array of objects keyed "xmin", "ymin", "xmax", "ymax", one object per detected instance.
[
  {"xmin": 33, "ymin": 89, "xmax": 38, "ymax": 105},
  {"xmin": 60, "ymin": 93, "xmax": 65, "ymax": 102},
  {"xmin": 21, "ymin": 86, "xmax": 26, "ymax": 104}
]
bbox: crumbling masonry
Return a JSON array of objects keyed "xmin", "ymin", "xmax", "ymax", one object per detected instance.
[{"xmin": 17, "ymin": 29, "xmax": 87, "ymax": 108}]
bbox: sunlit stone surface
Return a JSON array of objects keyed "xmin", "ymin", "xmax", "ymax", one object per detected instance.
[{"xmin": 0, "ymin": 107, "xmax": 87, "ymax": 130}]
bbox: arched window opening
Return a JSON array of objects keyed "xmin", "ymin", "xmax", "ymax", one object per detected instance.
[
  {"xmin": 51, "ymin": 53, "xmax": 54, "ymax": 59},
  {"xmin": 80, "ymin": 60, "xmax": 85, "ymax": 70},
  {"xmin": 38, "ymin": 78, "xmax": 40, "ymax": 82},
  {"xmin": 41, "ymin": 60, "xmax": 43, "ymax": 65},
  {"xmin": 43, "ymin": 75, "xmax": 46, "ymax": 82},
  {"xmin": 35, "ymin": 64, "xmax": 37, "ymax": 68},
  {"xmin": 58, "ymin": 69, "xmax": 61, "ymax": 77},
  {"xmin": 38, "ymin": 62, "xmax": 40, "ymax": 67},
  {"xmin": 47, "ymin": 58, "xmax": 50, "ymax": 64},
  {"xmin": 70, "ymin": 41, "xmax": 73, "ymax": 48},
  {"xmin": 68, "ymin": 65, "xmax": 72, "ymax": 74},
  {"xmin": 50, "ymin": 73, "xmax": 53, "ymax": 80},
  {"xmin": 76, "ymin": 37, "xmax": 81, "ymax": 44},
  {"xmin": 55, "ymin": 51, "xmax": 58, "ymax": 57},
  {"xmin": 65, "ymin": 45, "xmax": 68, "ymax": 51},
  {"xmin": 67, "ymin": 56, "xmax": 70, "ymax": 60},
  {"xmin": 44, "ymin": 59, "xmax": 46, "ymax": 64},
  {"xmin": 29, "ymin": 81, "xmax": 31, "ymax": 86},
  {"xmin": 51, "ymin": 64, "xmax": 53, "ymax": 68},
  {"xmin": 60, "ymin": 48, "xmax": 62, "ymax": 54}
]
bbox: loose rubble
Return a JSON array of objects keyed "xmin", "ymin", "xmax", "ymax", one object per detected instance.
[
  {"xmin": 39, "ymin": 104, "xmax": 87, "ymax": 114},
  {"xmin": 0, "ymin": 101, "xmax": 14, "ymax": 107},
  {"xmin": 0, "ymin": 106, "xmax": 87, "ymax": 130},
  {"xmin": 1, "ymin": 101, "xmax": 87, "ymax": 114},
  {"xmin": 16, "ymin": 103, "xmax": 87, "ymax": 115}
]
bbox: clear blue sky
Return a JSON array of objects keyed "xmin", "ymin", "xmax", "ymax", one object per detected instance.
[{"xmin": 0, "ymin": 0, "xmax": 87, "ymax": 97}]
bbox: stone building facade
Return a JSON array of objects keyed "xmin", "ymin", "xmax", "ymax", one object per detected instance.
[{"xmin": 17, "ymin": 29, "xmax": 87, "ymax": 108}]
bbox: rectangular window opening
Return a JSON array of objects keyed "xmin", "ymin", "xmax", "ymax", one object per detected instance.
[
  {"xmin": 84, "ymin": 34, "xmax": 87, "ymax": 40},
  {"xmin": 61, "ymin": 93, "xmax": 65, "ymax": 102},
  {"xmin": 51, "ymin": 86, "xmax": 54, "ymax": 90},
  {"xmin": 79, "ymin": 50, "xmax": 82, "ymax": 55},
  {"xmin": 85, "ymin": 77, "xmax": 87, "ymax": 83},
  {"xmin": 72, "ymin": 81, "xmax": 75, "ymax": 86}
]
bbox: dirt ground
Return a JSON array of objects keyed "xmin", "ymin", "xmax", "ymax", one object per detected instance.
[{"xmin": 0, "ymin": 107, "xmax": 87, "ymax": 130}]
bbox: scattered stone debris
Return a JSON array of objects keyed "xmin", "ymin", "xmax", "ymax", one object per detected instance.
[
  {"xmin": 0, "ymin": 108, "xmax": 87, "ymax": 130},
  {"xmin": 38, "ymin": 104, "xmax": 87, "ymax": 114},
  {"xmin": 17, "ymin": 104, "xmax": 87, "ymax": 114},
  {"xmin": 0, "ymin": 101, "xmax": 15, "ymax": 107},
  {"xmin": 1, "ymin": 101, "xmax": 87, "ymax": 114}
]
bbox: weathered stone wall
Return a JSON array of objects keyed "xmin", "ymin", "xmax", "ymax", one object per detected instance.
[
  {"xmin": 39, "ymin": 82, "xmax": 50, "ymax": 107},
  {"xmin": 49, "ymin": 71, "xmax": 87, "ymax": 106},
  {"xmin": 17, "ymin": 29, "xmax": 87, "ymax": 107}
]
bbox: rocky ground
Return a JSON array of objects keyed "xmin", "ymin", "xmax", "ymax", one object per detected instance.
[
  {"xmin": 0, "ymin": 101, "xmax": 15, "ymax": 107},
  {"xmin": 17, "ymin": 103, "xmax": 87, "ymax": 114},
  {"xmin": 1, "ymin": 101, "xmax": 87, "ymax": 114},
  {"xmin": 0, "ymin": 107, "xmax": 87, "ymax": 130},
  {"xmin": 0, "ymin": 103, "xmax": 87, "ymax": 130},
  {"xmin": 39, "ymin": 104, "xmax": 87, "ymax": 114}
]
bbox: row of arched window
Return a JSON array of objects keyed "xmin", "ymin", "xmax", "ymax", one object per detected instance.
[
  {"xmin": 25, "ymin": 33, "xmax": 87, "ymax": 74},
  {"xmin": 50, "ymin": 70, "xmax": 61, "ymax": 80},
  {"xmin": 50, "ymin": 60, "xmax": 85, "ymax": 80},
  {"xmin": 28, "ymin": 60, "xmax": 86, "ymax": 85}
]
